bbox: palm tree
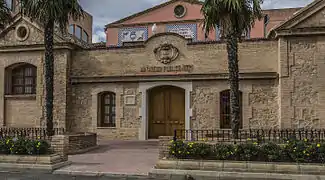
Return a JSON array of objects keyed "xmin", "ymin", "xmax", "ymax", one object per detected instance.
[
  {"xmin": 19, "ymin": 0, "xmax": 84, "ymax": 136},
  {"xmin": 0, "ymin": 0, "xmax": 13, "ymax": 28},
  {"xmin": 200, "ymin": 0, "xmax": 263, "ymax": 138}
]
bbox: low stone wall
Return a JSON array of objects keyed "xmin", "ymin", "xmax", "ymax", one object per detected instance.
[
  {"xmin": 158, "ymin": 136, "xmax": 173, "ymax": 159},
  {"xmin": 0, "ymin": 154, "xmax": 71, "ymax": 172},
  {"xmin": 0, "ymin": 154, "xmax": 62, "ymax": 164},
  {"xmin": 151, "ymin": 159, "xmax": 325, "ymax": 180},
  {"xmin": 67, "ymin": 132, "xmax": 98, "ymax": 155},
  {"xmin": 156, "ymin": 159, "xmax": 325, "ymax": 175}
]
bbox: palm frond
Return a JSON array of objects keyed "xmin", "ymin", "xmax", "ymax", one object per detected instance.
[
  {"xmin": 19, "ymin": 0, "xmax": 84, "ymax": 32},
  {"xmin": 201, "ymin": 0, "xmax": 263, "ymax": 38},
  {"xmin": 0, "ymin": 0, "xmax": 13, "ymax": 28}
]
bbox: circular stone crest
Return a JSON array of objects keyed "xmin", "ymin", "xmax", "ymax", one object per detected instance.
[
  {"xmin": 15, "ymin": 24, "xmax": 30, "ymax": 42},
  {"xmin": 154, "ymin": 43, "xmax": 179, "ymax": 64},
  {"xmin": 174, "ymin": 5, "xmax": 186, "ymax": 18}
]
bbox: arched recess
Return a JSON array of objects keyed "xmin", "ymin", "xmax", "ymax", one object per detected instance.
[
  {"xmin": 147, "ymin": 85, "xmax": 185, "ymax": 139},
  {"xmin": 139, "ymin": 81, "xmax": 192, "ymax": 140},
  {"xmin": 219, "ymin": 89, "xmax": 243, "ymax": 129},
  {"xmin": 5, "ymin": 63, "xmax": 37, "ymax": 95}
]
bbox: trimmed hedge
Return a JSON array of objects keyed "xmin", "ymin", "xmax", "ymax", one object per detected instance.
[
  {"xmin": 169, "ymin": 138, "xmax": 325, "ymax": 163},
  {"xmin": 0, "ymin": 136, "xmax": 50, "ymax": 155}
]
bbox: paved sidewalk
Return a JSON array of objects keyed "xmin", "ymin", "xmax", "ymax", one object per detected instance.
[{"xmin": 54, "ymin": 140, "xmax": 159, "ymax": 176}]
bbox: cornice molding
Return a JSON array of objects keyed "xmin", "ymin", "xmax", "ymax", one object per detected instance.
[{"xmin": 71, "ymin": 72, "xmax": 278, "ymax": 84}]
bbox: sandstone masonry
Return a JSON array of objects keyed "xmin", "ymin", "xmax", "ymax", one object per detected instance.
[{"xmin": 0, "ymin": 1, "xmax": 325, "ymax": 140}]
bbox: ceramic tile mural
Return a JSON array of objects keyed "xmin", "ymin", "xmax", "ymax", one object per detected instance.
[
  {"xmin": 166, "ymin": 24, "xmax": 197, "ymax": 41},
  {"xmin": 118, "ymin": 27, "xmax": 148, "ymax": 46}
]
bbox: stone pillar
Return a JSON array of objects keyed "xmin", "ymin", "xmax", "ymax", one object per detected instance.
[
  {"xmin": 50, "ymin": 135, "xmax": 69, "ymax": 161},
  {"xmin": 158, "ymin": 136, "xmax": 173, "ymax": 159}
]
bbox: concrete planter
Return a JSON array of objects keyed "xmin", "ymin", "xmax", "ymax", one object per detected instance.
[
  {"xmin": 0, "ymin": 154, "xmax": 71, "ymax": 172},
  {"xmin": 150, "ymin": 159, "xmax": 325, "ymax": 180}
]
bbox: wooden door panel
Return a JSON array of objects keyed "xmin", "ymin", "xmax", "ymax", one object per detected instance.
[
  {"xmin": 167, "ymin": 87, "xmax": 185, "ymax": 136},
  {"xmin": 148, "ymin": 86, "xmax": 186, "ymax": 139},
  {"xmin": 148, "ymin": 89, "xmax": 166, "ymax": 139}
]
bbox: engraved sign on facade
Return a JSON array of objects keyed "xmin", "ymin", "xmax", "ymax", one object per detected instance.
[
  {"xmin": 154, "ymin": 43, "xmax": 179, "ymax": 64},
  {"xmin": 168, "ymin": 27, "xmax": 194, "ymax": 39},
  {"xmin": 124, "ymin": 95, "xmax": 136, "ymax": 105},
  {"xmin": 120, "ymin": 29, "xmax": 146, "ymax": 42},
  {"xmin": 140, "ymin": 65, "xmax": 194, "ymax": 73}
]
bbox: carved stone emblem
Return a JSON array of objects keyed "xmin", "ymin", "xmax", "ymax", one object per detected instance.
[{"xmin": 153, "ymin": 43, "xmax": 179, "ymax": 64}]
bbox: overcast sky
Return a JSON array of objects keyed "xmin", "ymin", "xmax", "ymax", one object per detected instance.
[{"xmin": 79, "ymin": 0, "xmax": 314, "ymax": 43}]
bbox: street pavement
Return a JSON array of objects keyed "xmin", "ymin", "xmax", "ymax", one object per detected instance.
[
  {"xmin": 55, "ymin": 140, "xmax": 159, "ymax": 176},
  {"xmin": 0, "ymin": 172, "xmax": 159, "ymax": 180}
]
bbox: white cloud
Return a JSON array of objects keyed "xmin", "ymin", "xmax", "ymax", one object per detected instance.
[{"xmin": 93, "ymin": 30, "xmax": 106, "ymax": 43}]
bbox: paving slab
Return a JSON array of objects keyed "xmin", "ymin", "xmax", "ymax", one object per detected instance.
[{"xmin": 54, "ymin": 140, "xmax": 159, "ymax": 177}]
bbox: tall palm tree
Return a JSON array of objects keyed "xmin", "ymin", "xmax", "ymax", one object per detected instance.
[
  {"xmin": 200, "ymin": 0, "xmax": 263, "ymax": 138},
  {"xmin": 19, "ymin": 0, "xmax": 84, "ymax": 136},
  {"xmin": 0, "ymin": 0, "xmax": 13, "ymax": 28}
]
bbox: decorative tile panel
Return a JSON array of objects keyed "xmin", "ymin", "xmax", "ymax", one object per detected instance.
[
  {"xmin": 166, "ymin": 24, "xmax": 197, "ymax": 41},
  {"xmin": 118, "ymin": 27, "xmax": 148, "ymax": 46}
]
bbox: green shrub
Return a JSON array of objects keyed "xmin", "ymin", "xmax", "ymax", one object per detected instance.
[
  {"xmin": 168, "ymin": 138, "xmax": 325, "ymax": 164},
  {"xmin": 236, "ymin": 142, "xmax": 260, "ymax": 161},
  {"xmin": 188, "ymin": 142, "xmax": 212, "ymax": 159},
  {"xmin": 214, "ymin": 144, "xmax": 235, "ymax": 160},
  {"xmin": 0, "ymin": 136, "xmax": 50, "ymax": 155},
  {"xmin": 169, "ymin": 140, "xmax": 213, "ymax": 159},
  {"xmin": 260, "ymin": 142, "xmax": 282, "ymax": 162}
]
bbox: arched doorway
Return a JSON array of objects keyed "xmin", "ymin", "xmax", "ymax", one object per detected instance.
[{"xmin": 148, "ymin": 85, "xmax": 185, "ymax": 139}]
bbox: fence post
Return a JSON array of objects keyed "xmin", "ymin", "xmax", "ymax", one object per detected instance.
[{"xmin": 173, "ymin": 129, "xmax": 177, "ymax": 141}]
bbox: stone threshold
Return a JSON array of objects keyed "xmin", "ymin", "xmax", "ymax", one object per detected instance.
[{"xmin": 156, "ymin": 159, "xmax": 325, "ymax": 175}]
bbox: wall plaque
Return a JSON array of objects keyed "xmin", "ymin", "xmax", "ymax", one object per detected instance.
[
  {"xmin": 140, "ymin": 65, "xmax": 194, "ymax": 73},
  {"xmin": 124, "ymin": 95, "xmax": 136, "ymax": 105}
]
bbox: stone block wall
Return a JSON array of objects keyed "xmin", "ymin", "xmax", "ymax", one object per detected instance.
[
  {"xmin": 50, "ymin": 135, "xmax": 69, "ymax": 161},
  {"xmin": 68, "ymin": 132, "xmax": 97, "ymax": 155},
  {"xmin": 158, "ymin": 136, "xmax": 174, "ymax": 159}
]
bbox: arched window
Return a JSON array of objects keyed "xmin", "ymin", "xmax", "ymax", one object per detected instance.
[
  {"xmin": 75, "ymin": 25, "xmax": 82, "ymax": 39},
  {"xmin": 98, "ymin": 92, "xmax": 116, "ymax": 127},
  {"xmin": 82, "ymin": 30, "xmax": 88, "ymax": 43},
  {"xmin": 68, "ymin": 24, "xmax": 74, "ymax": 34},
  {"xmin": 220, "ymin": 90, "xmax": 243, "ymax": 129},
  {"xmin": 5, "ymin": 63, "xmax": 37, "ymax": 95},
  {"xmin": 68, "ymin": 24, "xmax": 89, "ymax": 43}
]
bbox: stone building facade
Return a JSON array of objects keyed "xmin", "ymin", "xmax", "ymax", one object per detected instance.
[{"xmin": 0, "ymin": 0, "xmax": 324, "ymax": 140}]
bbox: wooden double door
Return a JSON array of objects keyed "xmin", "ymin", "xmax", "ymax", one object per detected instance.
[{"xmin": 148, "ymin": 86, "xmax": 185, "ymax": 139}]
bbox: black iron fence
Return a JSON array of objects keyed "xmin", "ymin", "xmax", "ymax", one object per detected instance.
[
  {"xmin": 174, "ymin": 129, "xmax": 325, "ymax": 143},
  {"xmin": 0, "ymin": 128, "xmax": 65, "ymax": 140}
]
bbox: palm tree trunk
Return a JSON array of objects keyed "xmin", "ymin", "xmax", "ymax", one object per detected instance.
[
  {"xmin": 226, "ymin": 34, "xmax": 240, "ymax": 139},
  {"xmin": 44, "ymin": 20, "xmax": 54, "ymax": 136}
]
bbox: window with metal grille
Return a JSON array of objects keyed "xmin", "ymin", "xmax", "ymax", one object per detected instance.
[
  {"xmin": 99, "ymin": 92, "xmax": 116, "ymax": 127},
  {"xmin": 6, "ymin": 64, "xmax": 37, "ymax": 95},
  {"xmin": 220, "ymin": 90, "xmax": 243, "ymax": 129}
]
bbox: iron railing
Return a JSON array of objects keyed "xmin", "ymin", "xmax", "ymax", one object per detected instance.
[
  {"xmin": 174, "ymin": 129, "xmax": 325, "ymax": 143},
  {"xmin": 0, "ymin": 128, "xmax": 65, "ymax": 140}
]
